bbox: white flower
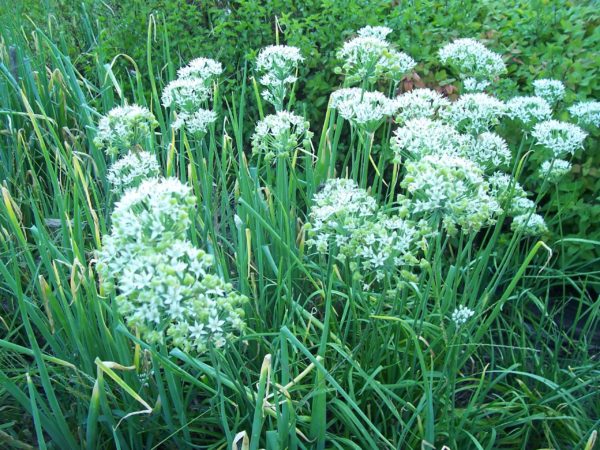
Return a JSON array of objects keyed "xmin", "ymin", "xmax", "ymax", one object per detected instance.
[
  {"xmin": 336, "ymin": 32, "xmax": 415, "ymax": 85},
  {"xmin": 331, "ymin": 88, "xmax": 397, "ymax": 131},
  {"xmin": 307, "ymin": 179, "xmax": 378, "ymax": 253},
  {"xmin": 162, "ymin": 77, "xmax": 211, "ymax": 112},
  {"xmin": 464, "ymin": 132, "xmax": 511, "ymax": 170},
  {"xmin": 441, "ymin": 93, "xmax": 506, "ymax": 134},
  {"xmin": 531, "ymin": 120, "xmax": 587, "ymax": 157},
  {"xmin": 539, "ymin": 159, "xmax": 571, "ymax": 182},
  {"xmin": 390, "ymin": 118, "xmax": 468, "ymax": 162},
  {"xmin": 439, "ymin": 38, "xmax": 506, "ymax": 90},
  {"xmin": 164, "ymin": 57, "xmax": 222, "ymax": 134},
  {"xmin": 506, "ymin": 96, "xmax": 552, "ymax": 126},
  {"xmin": 307, "ymin": 179, "xmax": 423, "ymax": 282},
  {"xmin": 511, "ymin": 213, "xmax": 548, "ymax": 236},
  {"xmin": 357, "ymin": 25, "xmax": 393, "ymax": 40},
  {"xmin": 94, "ymin": 105, "xmax": 158, "ymax": 156},
  {"xmin": 533, "ymin": 79, "xmax": 565, "ymax": 105},
  {"xmin": 488, "ymin": 172, "xmax": 535, "ymax": 217},
  {"xmin": 177, "ymin": 57, "xmax": 223, "ymax": 81},
  {"xmin": 96, "ymin": 177, "xmax": 247, "ymax": 354},
  {"xmin": 256, "ymin": 45, "xmax": 304, "ymax": 108},
  {"xmin": 569, "ymin": 101, "xmax": 600, "ymax": 127},
  {"xmin": 400, "ymin": 155, "xmax": 501, "ymax": 235},
  {"xmin": 106, "ymin": 151, "xmax": 161, "ymax": 193},
  {"xmin": 463, "ymin": 77, "xmax": 490, "ymax": 93},
  {"xmin": 176, "ymin": 108, "xmax": 218, "ymax": 135},
  {"xmin": 394, "ymin": 88, "xmax": 450, "ymax": 123},
  {"xmin": 251, "ymin": 111, "xmax": 312, "ymax": 162},
  {"xmin": 451, "ymin": 305, "xmax": 475, "ymax": 327},
  {"xmin": 256, "ymin": 45, "xmax": 304, "ymax": 75}
]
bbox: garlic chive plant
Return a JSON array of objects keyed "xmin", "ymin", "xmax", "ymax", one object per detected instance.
[
  {"xmin": 94, "ymin": 104, "xmax": 158, "ymax": 156},
  {"xmin": 506, "ymin": 96, "xmax": 553, "ymax": 127},
  {"xmin": 441, "ymin": 92, "xmax": 506, "ymax": 134},
  {"xmin": 106, "ymin": 150, "xmax": 161, "ymax": 193},
  {"xmin": 162, "ymin": 57, "xmax": 222, "ymax": 135},
  {"xmin": 256, "ymin": 45, "xmax": 304, "ymax": 111},
  {"xmin": 336, "ymin": 25, "xmax": 416, "ymax": 89},
  {"xmin": 306, "ymin": 178, "xmax": 425, "ymax": 287},
  {"xmin": 568, "ymin": 100, "xmax": 600, "ymax": 127},
  {"xmin": 330, "ymin": 87, "xmax": 398, "ymax": 187},
  {"xmin": 394, "ymin": 88, "xmax": 450, "ymax": 123},
  {"xmin": 531, "ymin": 119, "xmax": 587, "ymax": 158},
  {"xmin": 399, "ymin": 155, "xmax": 501, "ymax": 235},
  {"xmin": 438, "ymin": 38, "xmax": 506, "ymax": 92},
  {"xmin": 251, "ymin": 111, "xmax": 313, "ymax": 164},
  {"xmin": 5, "ymin": 16, "xmax": 600, "ymax": 449},
  {"xmin": 97, "ymin": 178, "xmax": 247, "ymax": 353},
  {"xmin": 532, "ymin": 78, "xmax": 566, "ymax": 106}
]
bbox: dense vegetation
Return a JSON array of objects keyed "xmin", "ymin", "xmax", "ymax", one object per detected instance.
[{"xmin": 0, "ymin": 1, "xmax": 598, "ymax": 449}]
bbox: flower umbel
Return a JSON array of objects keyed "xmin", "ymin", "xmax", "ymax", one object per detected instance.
[
  {"xmin": 331, "ymin": 88, "xmax": 397, "ymax": 132},
  {"xmin": 441, "ymin": 93, "xmax": 506, "ymax": 134},
  {"xmin": 439, "ymin": 38, "xmax": 506, "ymax": 92},
  {"xmin": 400, "ymin": 155, "xmax": 501, "ymax": 235},
  {"xmin": 539, "ymin": 159, "xmax": 571, "ymax": 183},
  {"xmin": 107, "ymin": 151, "xmax": 161, "ymax": 194},
  {"xmin": 531, "ymin": 120, "xmax": 587, "ymax": 157},
  {"xmin": 569, "ymin": 101, "xmax": 600, "ymax": 128},
  {"xmin": 97, "ymin": 178, "xmax": 247, "ymax": 353},
  {"xmin": 94, "ymin": 105, "xmax": 158, "ymax": 156},
  {"xmin": 533, "ymin": 79, "xmax": 565, "ymax": 106},
  {"xmin": 451, "ymin": 305, "xmax": 475, "ymax": 327},
  {"xmin": 256, "ymin": 45, "xmax": 304, "ymax": 110},
  {"xmin": 336, "ymin": 29, "xmax": 415, "ymax": 85},
  {"xmin": 506, "ymin": 96, "xmax": 552, "ymax": 127},
  {"xmin": 394, "ymin": 88, "xmax": 450, "ymax": 123},
  {"xmin": 251, "ymin": 111, "xmax": 312, "ymax": 162}
]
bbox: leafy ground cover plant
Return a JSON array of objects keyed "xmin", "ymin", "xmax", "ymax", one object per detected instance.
[{"xmin": 0, "ymin": 12, "xmax": 599, "ymax": 450}]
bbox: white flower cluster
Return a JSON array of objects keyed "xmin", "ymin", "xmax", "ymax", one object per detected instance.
[
  {"xmin": 349, "ymin": 214, "xmax": 422, "ymax": 282},
  {"xmin": 464, "ymin": 132, "xmax": 511, "ymax": 170},
  {"xmin": 390, "ymin": 118, "xmax": 469, "ymax": 162},
  {"xmin": 391, "ymin": 119, "xmax": 509, "ymax": 170},
  {"xmin": 400, "ymin": 155, "xmax": 501, "ymax": 235},
  {"xmin": 97, "ymin": 178, "xmax": 247, "ymax": 353},
  {"xmin": 438, "ymin": 38, "xmax": 506, "ymax": 92},
  {"xmin": 441, "ymin": 93, "xmax": 506, "ymax": 134},
  {"xmin": 256, "ymin": 45, "xmax": 304, "ymax": 109},
  {"xmin": 539, "ymin": 159, "xmax": 571, "ymax": 182},
  {"xmin": 451, "ymin": 305, "xmax": 475, "ymax": 327},
  {"xmin": 182, "ymin": 109, "xmax": 218, "ymax": 135},
  {"xmin": 251, "ymin": 111, "xmax": 312, "ymax": 163},
  {"xmin": 177, "ymin": 57, "xmax": 223, "ymax": 81},
  {"xmin": 506, "ymin": 96, "xmax": 552, "ymax": 127},
  {"xmin": 106, "ymin": 151, "xmax": 161, "ymax": 193},
  {"xmin": 394, "ymin": 88, "xmax": 450, "ymax": 123},
  {"xmin": 487, "ymin": 172, "xmax": 548, "ymax": 235},
  {"xmin": 488, "ymin": 172, "xmax": 535, "ymax": 216},
  {"xmin": 511, "ymin": 213, "xmax": 548, "ymax": 236},
  {"xmin": 330, "ymin": 88, "xmax": 397, "ymax": 131},
  {"xmin": 533, "ymin": 79, "xmax": 565, "ymax": 106},
  {"xmin": 162, "ymin": 78, "xmax": 211, "ymax": 112},
  {"xmin": 569, "ymin": 101, "xmax": 600, "ymax": 128},
  {"xmin": 307, "ymin": 179, "xmax": 377, "ymax": 254},
  {"xmin": 162, "ymin": 57, "xmax": 222, "ymax": 134},
  {"xmin": 94, "ymin": 105, "xmax": 158, "ymax": 156},
  {"xmin": 531, "ymin": 120, "xmax": 587, "ymax": 157},
  {"xmin": 306, "ymin": 179, "xmax": 423, "ymax": 283},
  {"xmin": 336, "ymin": 26, "xmax": 416, "ymax": 85},
  {"xmin": 357, "ymin": 25, "xmax": 393, "ymax": 40}
]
